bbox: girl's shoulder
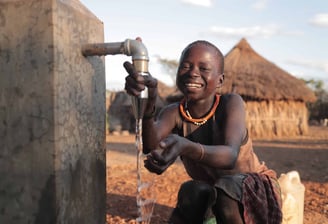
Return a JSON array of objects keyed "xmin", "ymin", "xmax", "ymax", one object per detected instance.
[
  {"xmin": 159, "ymin": 102, "xmax": 183, "ymax": 134},
  {"xmin": 220, "ymin": 93, "xmax": 244, "ymax": 102},
  {"xmin": 167, "ymin": 101, "xmax": 180, "ymax": 108},
  {"xmin": 157, "ymin": 101, "xmax": 181, "ymax": 120},
  {"xmin": 161, "ymin": 101, "xmax": 180, "ymax": 113},
  {"xmin": 216, "ymin": 93, "xmax": 246, "ymax": 117}
]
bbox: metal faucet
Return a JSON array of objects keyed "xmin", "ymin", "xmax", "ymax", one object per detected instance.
[{"xmin": 82, "ymin": 38, "xmax": 150, "ymax": 119}]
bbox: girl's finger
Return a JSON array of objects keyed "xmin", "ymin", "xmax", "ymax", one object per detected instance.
[{"xmin": 123, "ymin": 61, "xmax": 138, "ymax": 78}]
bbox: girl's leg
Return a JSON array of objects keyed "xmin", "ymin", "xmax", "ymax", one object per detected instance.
[
  {"xmin": 212, "ymin": 188, "xmax": 244, "ymax": 224},
  {"xmin": 169, "ymin": 180, "xmax": 216, "ymax": 224}
]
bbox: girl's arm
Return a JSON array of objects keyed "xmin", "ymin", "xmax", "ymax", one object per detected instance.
[
  {"xmin": 185, "ymin": 93, "xmax": 247, "ymax": 168},
  {"xmin": 150, "ymin": 94, "xmax": 247, "ymax": 169},
  {"xmin": 142, "ymin": 103, "xmax": 179, "ymax": 153}
]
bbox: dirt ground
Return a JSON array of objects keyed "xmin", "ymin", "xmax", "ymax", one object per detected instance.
[{"xmin": 106, "ymin": 126, "xmax": 328, "ymax": 224}]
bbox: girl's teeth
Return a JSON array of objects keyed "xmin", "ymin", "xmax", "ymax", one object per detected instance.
[{"xmin": 186, "ymin": 83, "xmax": 201, "ymax": 88}]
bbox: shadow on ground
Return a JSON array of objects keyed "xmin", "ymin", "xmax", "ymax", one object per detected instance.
[{"xmin": 107, "ymin": 193, "xmax": 172, "ymax": 223}]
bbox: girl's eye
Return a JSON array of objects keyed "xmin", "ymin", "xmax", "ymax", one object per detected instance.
[
  {"xmin": 180, "ymin": 64, "xmax": 190, "ymax": 70},
  {"xmin": 200, "ymin": 67, "xmax": 210, "ymax": 72}
]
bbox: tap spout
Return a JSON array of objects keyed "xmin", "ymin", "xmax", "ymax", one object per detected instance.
[
  {"xmin": 82, "ymin": 38, "xmax": 150, "ymax": 119},
  {"xmin": 82, "ymin": 39, "xmax": 149, "ymax": 72}
]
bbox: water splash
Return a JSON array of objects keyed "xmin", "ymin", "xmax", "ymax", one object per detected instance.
[{"xmin": 135, "ymin": 118, "xmax": 156, "ymax": 224}]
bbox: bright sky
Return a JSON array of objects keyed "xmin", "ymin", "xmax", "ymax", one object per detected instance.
[{"xmin": 80, "ymin": 0, "xmax": 328, "ymax": 91}]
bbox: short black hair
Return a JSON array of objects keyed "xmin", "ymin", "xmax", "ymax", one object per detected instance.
[{"xmin": 180, "ymin": 40, "xmax": 224, "ymax": 74}]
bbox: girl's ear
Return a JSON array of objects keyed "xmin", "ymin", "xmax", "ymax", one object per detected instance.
[
  {"xmin": 216, "ymin": 73, "xmax": 224, "ymax": 95},
  {"xmin": 216, "ymin": 73, "xmax": 224, "ymax": 88}
]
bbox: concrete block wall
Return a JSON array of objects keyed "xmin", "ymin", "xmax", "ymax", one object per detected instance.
[{"xmin": 0, "ymin": 0, "xmax": 106, "ymax": 223}]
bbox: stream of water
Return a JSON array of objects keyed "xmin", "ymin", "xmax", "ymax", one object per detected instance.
[{"xmin": 135, "ymin": 118, "xmax": 156, "ymax": 224}]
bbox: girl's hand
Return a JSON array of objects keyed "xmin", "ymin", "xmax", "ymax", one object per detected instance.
[
  {"xmin": 123, "ymin": 62, "xmax": 157, "ymax": 99},
  {"xmin": 144, "ymin": 134, "xmax": 185, "ymax": 174}
]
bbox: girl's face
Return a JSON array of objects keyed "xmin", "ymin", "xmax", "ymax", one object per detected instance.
[{"xmin": 176, "ymin": 44, "xmax": 223, "ymax": 101}]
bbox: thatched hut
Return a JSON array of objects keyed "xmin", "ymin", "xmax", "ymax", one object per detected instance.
[
  {"xmin": 223, "ymin": 38, "xmax": 316, "ymax": 139},
  {"xmin": 106, "ymin": 81, "xmax": 175, "ymax": 134},
  {"xmin": 106, "ymin": 91, "xmax": 134, "ymax": 133}
]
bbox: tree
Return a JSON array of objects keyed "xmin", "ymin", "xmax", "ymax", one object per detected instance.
[
  {"xmin": 155, "ymin": 55, "xmax": 179, "ymax": 82},
  {"xmin": 303, "ymin": 79, "xmax": 328, "ymax": 123}
]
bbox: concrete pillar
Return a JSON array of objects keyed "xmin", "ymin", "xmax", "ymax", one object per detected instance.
[{"xmin": 0, "ymin": 0, "xmax": 106, "ymax": 223}]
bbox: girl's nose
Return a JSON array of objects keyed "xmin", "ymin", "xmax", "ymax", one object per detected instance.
[{"xmin": 189, "ymin": 66, "xmax": 200, "ymax": 77}]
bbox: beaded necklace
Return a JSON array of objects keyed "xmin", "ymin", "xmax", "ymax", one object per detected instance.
[{"xmin": 179, "ymin": 95, "xmax": 220, "ymax": 126}]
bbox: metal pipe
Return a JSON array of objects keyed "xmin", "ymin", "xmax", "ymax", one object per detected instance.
[
  {"xmin": 82, "ymin": 38, "xmax": 150, "ymax": 119},
  {"xmin": 82, "ymin": 39, "xmax": 149, "ymax": 73}
]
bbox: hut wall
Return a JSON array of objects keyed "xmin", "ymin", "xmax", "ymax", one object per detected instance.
[
  {"xmin": 107, "ymin": 91, "xmax": 134, "ymax": 133},
  {"xmin": 106, "ymin": 91, "xmax": 168, "ymax": 134},
  {"xmin": 245, "ymin": 100, "xmax": 309, "ymax": 139}
]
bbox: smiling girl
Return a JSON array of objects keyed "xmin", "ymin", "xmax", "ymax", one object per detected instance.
[{"xmin": 124, "ymin": 40, "xmax": 282, "ymax": 224}]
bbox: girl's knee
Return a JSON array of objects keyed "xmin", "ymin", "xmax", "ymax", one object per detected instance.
[
  {"xmin": 177, "ymin": 180, "xmax": 216, "ymax": 208},
  {"xmin": 170, "ymin": 181, "xmax": 216, "ymax": 223},
  {"xmin": 212, "ymin": 189, "xmax": 244, "ymax": 224}
]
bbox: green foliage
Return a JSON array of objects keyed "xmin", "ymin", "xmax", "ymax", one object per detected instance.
[
  {"xmin": 204, "ymin": 217, "xmax": 216, "ymax": 224},
  {"xmin": 302, "ymin": 78, "xmax": 325, "ymax": 92},
  {"xmin": 303, "ymin": 78, "xmax": 328, "ymax": 121}
]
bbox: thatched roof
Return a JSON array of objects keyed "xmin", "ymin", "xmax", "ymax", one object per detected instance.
[{"xmin": 223, "ymin": 38, "xmax": 316, "ymax": 102}]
